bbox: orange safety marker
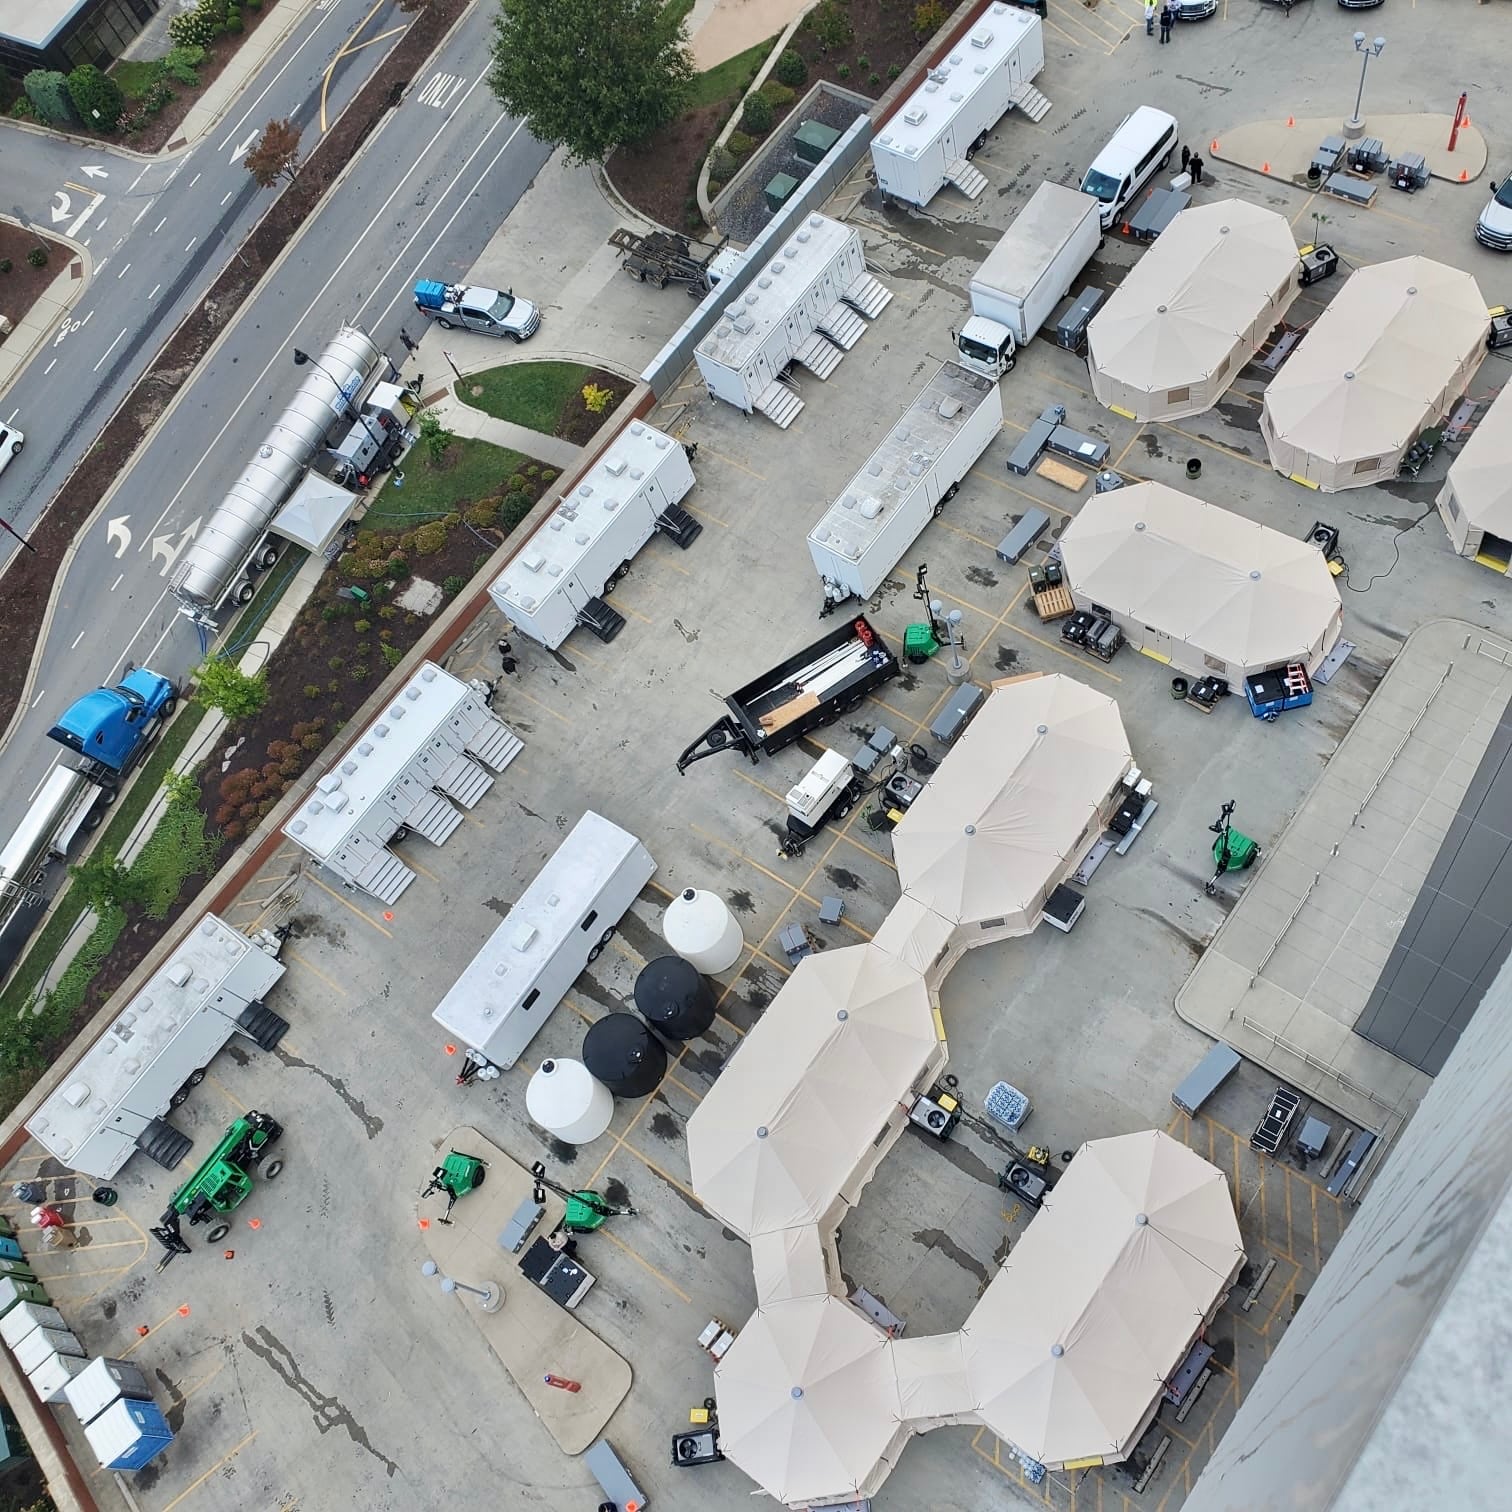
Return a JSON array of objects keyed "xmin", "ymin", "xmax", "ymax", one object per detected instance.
[
  {"xmin": 223, "ymin": 1250, "xmax": 236, "ymax": 1260},
  {"xmin": 1262, "ymin": 162, "xmax": 1271, "ymax": 174},
  {"xmin": 543, "ymin": 1374, "xmax": 582, "ymax": 1393},
  {"xmin": 383, "ymin": 911, "xmax": 395, "ymax": 922},
  {"xmin": 1210, "ymin": 139, "xmax": 1219, "ymax": 153},
  {"xmin": 418, "ymin": 1217, "xmax": 431, "ymax": 1229},
  {"xmin": 247, "ymin": 1217, "xmax": 262, "ymax": 1230},
  {"xmin": 444, "ymin": 1044, "xmax": 457, "ymax": 1056},
  {"xmin": 136, "ymin": 1326, "xmax": 150, "ymax": 1337},
  {"xmin": 177, "ymin": 1305, "xmax": 191, "ymax": 1317},
  {"xmin": 1286, "ymin": 116, "xmax": 1295, "ymax": 127},
  {"xmin": 1461, "ymin": 169, "xmax": 1470, "ymax": 182}
]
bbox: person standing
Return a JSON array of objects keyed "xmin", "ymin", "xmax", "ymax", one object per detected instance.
[
  {"xmin": 1190, "ymin": 152, "xmax": 1204, "ymax": 185},
  {"xmin": 1159, "ymin": 2, "xmax": 1175, "ymax": 42},
  {"xmin": 1144, "ymin": 0, "xmax": 1157, "ymax": 34},
  {"xmin": 497, "ymin": 637, "xmax": 518, "ymax": 676},
  {"xmin": 1181, "ymin": 144, "xmax": 1192, "ymax": 175}
]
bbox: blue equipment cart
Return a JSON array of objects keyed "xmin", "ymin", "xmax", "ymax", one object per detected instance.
[{"xmin": 1245, "ymin": 662, "xmax": 1312, "ymax": 721}]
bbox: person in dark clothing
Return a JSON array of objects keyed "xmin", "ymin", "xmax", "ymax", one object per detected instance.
[
  {"xmin": 1190, "ymin": 153, "xmax": 1204, "ymax": 185},
  {"xmin": 1181, "ymin": 144, "xmax": 1192, "ymax": 174},
  {"xmin": 1159, "ymin": 2, "xmax": 1174, "ymax": 41},
  {"xmin": 399, "ymin": 328, "xmax": 419, "ymax": 354},
  {"xmin": 497, "ymin": 637, "xmax": 518, "ymax": 676}
]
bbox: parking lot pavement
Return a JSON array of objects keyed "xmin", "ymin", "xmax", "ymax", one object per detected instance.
[{"xmin": 15, "ymin": 4, "xmax": 1512, "ymax": 1508}]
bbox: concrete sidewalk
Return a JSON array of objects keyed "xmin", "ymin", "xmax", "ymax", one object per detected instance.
[
  {"xmin": 0, "ymin": 241, "xmax": 87, "ymax": 396},
  {"xmin": 431, "ymin": 389, "xmax": 584, "ymax": 472},
  {"xmin": 688, "ymin": 0, "xmax": 810, "ymax": 71},
  {"xmin": 1174, "ymin": 619, "xmax": 1512, "ymax": 1138}
]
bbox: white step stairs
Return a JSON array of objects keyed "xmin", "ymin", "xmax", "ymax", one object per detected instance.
[
  {"xmin": 1010, "ymin": 81, "xmax": 1052, "ymax": 123},
  {"xmin": 431, "ymin": 752, "xmax": 494, "ymax": 810},
  {"xmin": 403, "ymin": 790, "xmax": 466, "ymax": 847},
  {"xmin": 817, "ymin": 300, "xmax": 867, "ymax": 351},
  {"xmin": 755, "ymin": 379, "xmax": 804, "ymax": 429},
  {"xmin": 793, "ymin": 331, "xmax": 844, "ymax": 381},
  {"xmin": 465, "ymin": 718, "xmax": 524, "ymax": 772},
  {"xmin": 842, "ymin": 272, "xmax": 893, "ymax": 322},
  {"xmin": 329, "ymin": 834, "xmax": 416, "ymax": 906},
  {"xmin": 945, "ymin": 158, "xmax": 989, "ymax": 201}
]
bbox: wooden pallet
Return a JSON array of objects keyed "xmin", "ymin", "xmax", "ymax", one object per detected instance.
[
  {"xmin": 1035, "ymin": 456, "xmax": 1088, "ymax": 491},
  {"xmin": 1031, "ymin": 585, "xmax": 1075, "ymax": 621}
]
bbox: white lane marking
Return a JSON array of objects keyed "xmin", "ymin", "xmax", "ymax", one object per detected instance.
[
  {"xmin": 139, "ymin": 70, "xmax": 497, "ymax": 549},
  {"xmin": 44, "ymin": 358, "xmax": 56, "ymax": 375},
  {"xmin": 110, "ymin": 573, "xmax": 124, "ymax": 591},
  {"xmin": 27, "ymin": 759, "xmax": 60, "ymax": 802},
  {"xmin": 97, "ymin": 217, "xmax": 108, "ymax": 230},
  {"xmin": 80, "ymin": 165, "xmax": 108, "ymax": 180},
  {"xmin": 70, "ymin": 629, "xmax": 86, "ymax": 649},
  {"xmin": 133, "ymin": 197, "xmax": 155, "ymax": 226},
  {"xmin": 29, "ymin": 690, "xmax": 46, "ymax": 711},
  {"xmin": 66, "ymin": 193, "xmax": 103, "ymax": 239},
  {"xmin": 220, "ymin": 190, "xmax": 233, "ymax": 206},
  {"xmin": 219, "ymin": 0, "xmax": 351, "ymax": 149},
  {"xmin": 117, "ymin": 262, "xmax": 131, "ymax": 279},
  {"xmin": 4, "ymin": 408, "xmax": 15, "ymax": 424},
  {"xmin": 128, "ymin": 166, "xmax": 147, "ymax": 192},
  {"xmin": 189, "ymin": 173, "xmax": 201, "ymax": 188},
  {"xmin": 82, "ymin": 311, "xmax": 93, "ymax": 326},
  {"xmin": 148, "ymin": 284, "xmax": 161, "ymax": 300},
  {"xmin": 184, "ymin": 236, "xmax": 197, "ymax": 252},
  {"xmin": 95, "ymin": 258, "xmax": 108, "ymax": 276},
  {"xmin": 151, "ymin": 216, "xmax": 166, "ymax": 234},
  {"xmin": 417, "ymin": 73, "xmax": 467, "ymax": 110},
  {"xmin": 92, "ymin": 329, "xmax": 127, "ymax": 372}
]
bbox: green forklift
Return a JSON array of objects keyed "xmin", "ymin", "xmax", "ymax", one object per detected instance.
[
  {"xmin": 150, "ymin": 1111, "xmax": 282, "ymax": 1266},
  {"xmin": 1206, "ymin": 800, "xmax": 1260, "ymax": 896}
]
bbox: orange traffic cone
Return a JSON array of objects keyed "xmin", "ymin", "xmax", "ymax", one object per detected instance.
[
  {"xmin": 1460, "ymin": 169, "xmax": 1470, "ymax": 182},
  {"xmin": 1262, "ymin": 162, "xmax": 1271, "ymax": 174},
  {"xmin": 1286, "ymin": 116, "xmax": 1295, "ymax": 128},
  {"xmin": 1210, "ymin": 139, "xmax": 1219, "ymax": 153}
]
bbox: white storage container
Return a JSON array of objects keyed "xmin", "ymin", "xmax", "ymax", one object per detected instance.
[
  {"xmin": 0, "ymin": 1301, "xmax": 67, "ymax": 1350},
  {"xmin": 84, "ymin": 1397, "xmax": 173, "ymax": 1471},
  {"xmin": 526, "ymin": 1059, "xmax": 615, "ymax": 1144},
  {"xmin": 64, "ymin": 1356, "xmax": 154, "ymax": 1424},
  {"xmin": 13, "ymin": 1325, "xmax": 85, "ymax": 1375},
  {"xmin": 28, "ymin": 1350, "xmax": 90, "ymax": 1404},
  {"xmin": 662, "ymin": 888, "xmax": 744, "ymax": 974}
]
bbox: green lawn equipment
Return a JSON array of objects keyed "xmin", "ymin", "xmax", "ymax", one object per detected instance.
[
  {"xmin": 530, "ymin": 1162, "xmax": 637, "ymax": 1234},
  {"xmin": 420, "ymin": 1151, "xmax": 487, "ymax": 1224},
  {"xmin": 906, "ymin": 564, "xmax": 944, "ymax": 664},
  {"xmin": 150, "ymin": 1111, "xmax": 282, "ymax": 1266},
  {"xmin": 1206, "ymin": 800, "xmax": 1260, "ymax": 896}
]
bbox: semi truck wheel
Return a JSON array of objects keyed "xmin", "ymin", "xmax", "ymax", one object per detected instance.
[
  {"xmin": 161, "ymin": 694, "xmax": 177, "ymax": 718},
  {"xmin": 258, "ymin": 544, "xmax": 280, "ymax": 570},
  {"xmin": 236, "ymin": 582, "xmax": 256, "ymax": 605}
]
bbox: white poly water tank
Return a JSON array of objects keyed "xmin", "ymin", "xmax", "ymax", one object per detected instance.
[
  {"xmin": 525, "ymin": 1058, "xmax": 613, "ymax": 1145},
  {"xmin": 662, "ymin": 887, "xmax": 744, "ymax": 974}
]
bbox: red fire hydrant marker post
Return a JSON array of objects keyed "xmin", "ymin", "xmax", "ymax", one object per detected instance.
[{"xmin": 543, "ymin": 1374, "xmax": 582, "ymax": 1393}]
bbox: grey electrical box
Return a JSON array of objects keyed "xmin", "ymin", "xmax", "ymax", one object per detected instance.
[
  {"xmin": 1054, "ymin": 288, "xmax": 1105, "ymax": 352},
  {"xmin": 1171, "ymin": 1043, "xmax": 1241, "ymax": 1116}
]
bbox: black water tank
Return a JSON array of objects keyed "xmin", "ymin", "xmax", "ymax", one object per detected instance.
[
  {"xmin": 634, "ymin": 955, "xmax": 716, "ymax": 1041},
  {"xmin": 582, "ymin": 1013, "xmax": 668, "ymax": 1098}
]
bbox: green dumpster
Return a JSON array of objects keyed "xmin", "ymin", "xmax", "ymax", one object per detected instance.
[
  {"xmin": 795, "ymin": 120, "xmax": 842, "ymax": 165},
  {"xmin": 764, "ymin": 172, "xmax": 799, "ymax": 214}
]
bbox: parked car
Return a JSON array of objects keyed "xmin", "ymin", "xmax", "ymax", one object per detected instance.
[
  {"xmin": 0, "ymin": 424, "xmax": 22, "ymax": 479},
  {"xmin": 1337, "ymin": 0, "xmax": 1384, "ymax": 8},
  {"xmin": 1477, "ymin": 176, "xmax": 1512, "ymax": 251},
  {"xmin": 1175, "ymin": 0, "xmax": 1218, "ymax": 17}
]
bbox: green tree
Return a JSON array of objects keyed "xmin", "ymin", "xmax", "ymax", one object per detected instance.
[
  {"xmin": 417, "ymin": 408, "xmax": 452, "ymax": 466},
  {"xmin": 68, "ymin": 850, "xmax": 142, "ymax": 915},
  {"xmin": 65, "ymin": 64, "xmax": 125, "ymax": 132},
  {"xmin": 486, "ymin": 0, "xmax": 694, "ymax": 165},
  {"xmin": 193, "ymin": 658, "xmax": 268, "ymax": 721},
  {"xmin": 23, "ymin": 70, "xmax": 78, "ymax": 129}
]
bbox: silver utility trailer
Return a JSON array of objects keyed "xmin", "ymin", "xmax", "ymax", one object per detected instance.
[
  {"xmin": 807, "ymin": 362, "xmax": 1001, "ymax": 612},
  {"xmin": 26, "ymin": 915, "xmax": 288, "ymax": 1178},
  {"xmin": 432, "ymin": 812, "xmax": 655, "ymax": 1069}
]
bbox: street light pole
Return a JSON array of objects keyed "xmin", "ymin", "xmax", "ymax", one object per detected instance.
[
  {"xmin": 1344, "ymin": 33, "xmax": 1386, "ymax": 140},
  {"xmin": 420, "ymin": 1259, "xmax": 503, "ymax": 1313}
]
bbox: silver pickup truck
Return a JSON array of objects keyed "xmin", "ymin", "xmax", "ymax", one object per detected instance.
[{"xmin": 412, "ymin": 280, "xmax": 540, "ymax": 341}]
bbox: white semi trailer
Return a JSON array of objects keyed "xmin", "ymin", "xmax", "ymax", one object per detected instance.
[
  {"xmin": 806, "ymin": 362, "xmax": 1002, "ymax": 613},
  {"xmin": 26, "ymin": 914, "xmax": 288, "ymax": 1179},
  {"xmin": 432, "ymin": 812, "xmax": 656, "ymax": 1070},
  {"xmin": 955, "ymin": 182, "xmax": 1103, "ymax": 381}
]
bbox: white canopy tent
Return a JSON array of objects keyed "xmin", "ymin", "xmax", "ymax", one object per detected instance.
[
  {"xmin": 686, "ymin": 943, "xmax": 942, "ymax": 1241},
  {"xmin": 963, "ymin": 1131, "xmax": 1246, "ymax": 1469},
  {"xmin": 1059, "ymin": 482, "xmax": 1344, "ymax": 679},
  {"xmin": 1089, "ymin": 199, "xmax": 1299, "ymax": 422},
  {"xmin": 271, "ymin": 473, "xmax": 360, "ymax": 554},
  {"xmin": 1261, "ymin": 255, "xmax": 1487, "ymax": 491},
  {"xmin": 1436, "ymin": 380, "xmax": 1512, "ymax": 567},
  {"xmin": 892, "ymin": 674, "xmax": 1132, "ymax": 941}
]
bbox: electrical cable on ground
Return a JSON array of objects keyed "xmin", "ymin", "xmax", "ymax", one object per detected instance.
[{"xmin": 1341, "ymin": 502, "xmax": 1438, "ymax": 595}]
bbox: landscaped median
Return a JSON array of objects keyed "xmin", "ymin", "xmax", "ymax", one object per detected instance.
[{"xmin": 455, "ymin": 360, "xmax": 635, "ymax": 445}]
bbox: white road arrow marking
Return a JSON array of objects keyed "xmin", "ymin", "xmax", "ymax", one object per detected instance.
[
  {"xmin": 232, "ymin": 131, "xmax": 259, "ymax": 161},
  {"xmin": 49, "ymin": 190, "xmax": 73, "ymax": 223},
  {"xmin": 150, "ymin": 517, "xmax": 201, "ymax": 576},
  {"xmin": 106, "ymin": 516, "xmax": 132, "ymax": 557},
  {"xmin": 79, "ymin": 165, "xmax": 109, "ymax": 180}
]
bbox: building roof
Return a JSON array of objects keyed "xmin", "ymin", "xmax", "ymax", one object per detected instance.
[
  {"xmin": 891, "ymin": 673, "xmax": 1132, "ymax": 930},
  {"xmin": 0, "ymin": 0, "xmax": 85, "ymax": 48},
  {"xmin": 1059, "ymin": 482, "xmax": 1342, "ymax": 673},
  {"xmin": 1088, "ymin": 199, "xmax": 1298, "ymax": 403},
  {"xmin": 1262, "ymin": 255, "xmax": 1487, "ymax": 467},
  {"xmin": 1439, "ymin": 378, "xmax": 1512, "ymax": 537}
]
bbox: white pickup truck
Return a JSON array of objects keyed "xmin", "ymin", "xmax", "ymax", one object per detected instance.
[{"xmin": 412, "ymin": 279, "xmax": 541, "ymax": 341}]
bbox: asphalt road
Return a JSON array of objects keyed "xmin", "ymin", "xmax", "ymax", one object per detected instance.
[
  {"xmin": 0, "ymin": 0, "xmax": 409, "ymax": 552},
  {"xmin": 0, "ymin": 1, "xmax": 551, "ymax": 841}
]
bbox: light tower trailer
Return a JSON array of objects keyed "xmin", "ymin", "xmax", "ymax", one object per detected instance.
[
  {"xmin": 432, "ymin": 812, "xmax": 656, "ymax": 1070},
  {"xmin": 490, "ymin": 421, "xmax": 700, "ymax": 649},
  {"xmin": 26, "ymin": 915, "xmax": 289, "ymax": 1179},
  {"xmin": 807, "ymin": 362, "xmax": 1002, "ymax": 615},
  {"xmin": 870, "ymin": 5, "xmax": 1046, "ymax": 209}
]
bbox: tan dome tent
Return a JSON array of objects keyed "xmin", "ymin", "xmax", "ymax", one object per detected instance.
[
  {"xmin": 1089, "ymin": 200, "xmax": 1300, "ymax": 422},
  {"xmin": 1436, "ymin": 380, "xmax": 1512, "ymax": 571},
  {"xmin": 1261, "ymin": 256, "xmax": 1487, "ymax": 492},
  {"xmin": 1059, "ymin": 481, "xmax": 1344, "ymax": 680}
]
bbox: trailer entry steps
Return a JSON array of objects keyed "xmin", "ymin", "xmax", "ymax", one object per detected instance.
[
  {"xmin": 842, "ymin": 273, "xmax": 893, "ymax": 322},
  {"xmin": 794, "ymin": 331, "xmax": 845, "ymax": 381},
  {"xmin": 755, "ymin": 379, "xmax": 804, "ymax": 429},
  {"xmin": 944, "ymin": 158, "xmax": 989, "ymax": 201},
  {"xmin": 405, "ymin": 791, "xmax": 467, "ymax": 847},
  {"xmin": 136, "ymin": 1118, "xmax": 194, "ymax": 1171},
  {"xmin": 817, "ymin": 302, "xmax": 867, "ymax": 351},
  {"xmin": 1010, "ymin": 81, "xmax": 1052, "ymax": 123},
  {"xmin": 656, "ymin": 504, "xmax": 703, "ymax": 550},
  {"xmin": 464, "ymin": 721, "xmax": 524, "ymax": 774},
  {"xmin": 577, "ymin": 598, "xmax": 627, "ymax": 644},
  {"xmin": 236, "ymin": 1001, "xmax": 290, "ymax": 1053},
  {"xmin": 329, "ymin": 834, "xmax": 417, "ymax": 906}
]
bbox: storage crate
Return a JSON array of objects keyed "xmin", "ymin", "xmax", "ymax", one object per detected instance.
[{"xmin": 985, "ymin": 1081, "xmax": 1031, "ymax": 1130}]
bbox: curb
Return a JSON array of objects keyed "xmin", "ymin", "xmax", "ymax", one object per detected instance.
[{"xmin": 0, "ymin": 222, "xmax": 94, "ymax": 399}]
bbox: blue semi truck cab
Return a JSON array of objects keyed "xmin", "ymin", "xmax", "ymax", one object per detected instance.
[{"xmin": 47, "ymin": 666, "xmax": 179, "ymax": 788}]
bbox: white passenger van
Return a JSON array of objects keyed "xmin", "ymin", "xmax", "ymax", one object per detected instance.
[{"xmin": 1080, "ymin": 106, "xmax": 1180, "ymax": 229}]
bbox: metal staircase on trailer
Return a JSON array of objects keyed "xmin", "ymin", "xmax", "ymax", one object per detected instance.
[
  {"xmin": 793, "ymin": 331, "xmax": 844, "ymax": 381},
  {"xmin": 842, "ymin": 272, "xmax": 893, "ymax": 321},
  {"xmin": 817, "ymin": 301, "xmax": 867, "ymax": 350},
  {"xmin": 399, "ymin": 789, "xmax": 467, "ymax": 847},
  {"xmin": 755, "ymin": 378, "xmax": 804, "ymax": 429},
  {"xmin": 329, "ymin": 834, "xmax": 416, "ymax": 906},
  {"xmin": 1010, "ymin": 81, "xmax": 1052, "ymax": 123},
  {"xmin": 945, "ymin": 158, "xmax": 989, "ymax": 201}
]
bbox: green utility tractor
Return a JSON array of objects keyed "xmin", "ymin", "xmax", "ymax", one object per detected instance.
[
  {"xmin": 1206, "ymin": 800, "xmax": 1260, "ymax": 896},
  {"xmin": 530, "ymin": 1162, "xmax": 637, "ymax": 1234},
  {"xmin": 150, "ymin": 1111, "xmax": 282, "ymax": 1266},
  {"xmin": 419, "ymin": 1150, "xmax": 487, "ymax": 1225}
]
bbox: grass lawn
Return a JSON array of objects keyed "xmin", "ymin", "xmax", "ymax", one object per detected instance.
[
  {"xmin": 364, "ymin": 435, "xmax": 527, "ymax": 532},
  {"xmin": 113, "ymin": 58, "xmax": 165, "ymax": 99},
  {"xmin": 690, "ymin": 34, "xmax": 780, "ymax": 109},
  {"xmin": 460, "ymin": 361, "xmax": 593, "ymax": 436}
]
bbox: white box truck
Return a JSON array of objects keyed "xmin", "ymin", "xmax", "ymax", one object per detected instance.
[
  {"xmin": 490, "ymin": 422, "xmax": 698, "ymax": 649},
  {"xmin": 807, "ymin": 362, "xmax": 1002, "ymax": 612},
  {"xmin": 432, "ymin": 812, "xmax": 655, "ymax": 1070},
  {"xmin": 26, "ymin": 915, "xmax": 288, "ymax": 1179},
  {"xmin": 870, "ymin": 6, "xmax": 1045, "ymax": 209},
  {"xmin": 955, "ymin": 182, "xmax": 1103, "ymax": 381}
]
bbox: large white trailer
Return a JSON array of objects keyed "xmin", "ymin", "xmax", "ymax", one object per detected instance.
[
  {"xmin": 283, "ymin": 662, "xmax": 524, "ymax": 906},
  {"xmin": 957, "ymin": 182, "xmax": 1103, "ymax": 381},
  {"xmin": 871, "ymin": 5, "xmax": 1047, "ymax": 209},
  {"xmin": 489, "ymin": 421, "xmax": 698, "ymax": 649},
  {"xmin": 26, "ymin": 915, "xmax": 289, "ymax": 1179},
  {"xmin": 432, "ymin": 812, "xmax": 656, "ymax": 1070},
  {"xmin": 694, "ymin": 214, "xmax": 892, "ymax": 430},
  {"xmin": 807, "ymin": 362, "xmax": 1002, "ymax": 612}
]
